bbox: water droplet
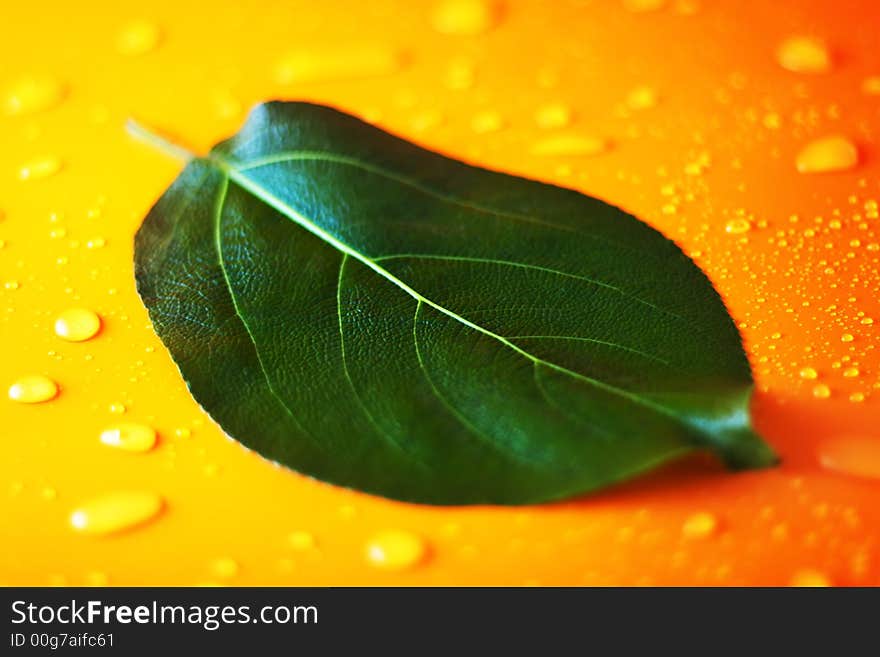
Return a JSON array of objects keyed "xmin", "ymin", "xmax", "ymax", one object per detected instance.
[
  {"xmin": 19, "ymin": 156, "xmax": 62, "ymax": 181},
  {"xmin": 796, "ymin": 136, "xmax": 858, "ymax": 173},
  {"xmin": 843, "ymin": 367, "xmax": 859, "ymax": 378},
  {"xmin": 100, "ymin": 423, "xmax": 157, "ymax": 452},
  {"xmin": 535, "ymin": 102, "xmax": 572, "ymax": 129},
  {"xmin": 365, "ymin": 530, "xmax": 427, "ymax": 570},
  {"xmin": 115, "ymin": 20, "xmax": 161, "ymax": 56},
  {"xmin": 210, "ymin": 557, "xmax": 239, "ymax": 578},
  {"xmin": 108, "ymin": 402, "xmax": 127, "ymax": 414},
  {"xmin": 431, "ymin": 0, "xmax": 500, "ymax": 36},
  {"xmin": 790, "ymin": 569, "xmax": 831, "ymax": 587},
  {"xmin": 85, "ymin": 571, "xmax": 109, "ymax": 586},
  {"xmin": 444, "ymin": 58, "xmax": 476, "ymax": 90},
  {"xmin": 799, "ymin": 367, "xmax": 818, "ymax": 380},
  {"xmin": 86, "ymin": 237, "xmax": 106, "ymax": 249},
  {"xmin": 626, "ymin": 85, "xmax": 658, "ymax": 110},
  {"xmin": 812, "ymin": 384, "xmax": 831, "ymax": 399},
  {"xmin": 841, "ymin": 333, "xmax": 854, "ymax": 343},
  {"xmin": 530, "ymin": 134, "xmax": 608, "ymax": 156},
  {"xmin": 776, "ymin": 36, "xmax": 831, "ymax": 74},
  {"xmin": 8, "ymin": 375, "xmax": 58, "ymax": 403},
  {"xmin": 863, "ymin": 76, "xmax": 880, "ymax": 96},
  {"xmin": 288, "ymin": 531, "xmax": 317, "ymax": 550},
  {"xmin": 681, "ymin": 511, "xmax": 718, "ymax": 539},
  {"xmin": 849, "ymin": 392, "xmax": 865, "ymax": 403},
  {"xmin": 70, "ymin": 491, "xmax": 163, "ymax": 535},
  {"xmin": 623, "ymin": 0, "xmax": 666, "ymax": 12},
  {"xmin": 3, "ymin": 76, "xmax": 65, "ymax": 115},
  {"xmin": 724, "ymin": 218, "xmax": 751, "ymax": 234},
  {"xmin": 274, "ymin": 46, "xmax": 402, "ymax": 84},
  {"xmin": 820, "ymin": 436, "xmax": 880, "ymax": 480},
  {"xmin": 471, "ymin": 110, "xmax": 504, "ymax": 133},
  {"xmin": 54, "ymin": 308, "xmax": 101, "ymax": 342}
]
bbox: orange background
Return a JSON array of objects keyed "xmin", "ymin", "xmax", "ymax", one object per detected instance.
[{"xmin": 1, "ymin": 0, "xmax": 879, "ymax": 585}]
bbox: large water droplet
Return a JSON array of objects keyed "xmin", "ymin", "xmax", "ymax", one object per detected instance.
[
  {"xmin": 530, "ymin": 134, "xmax": 608, "ymax": 156},
  {"xmin": 796, "ymin": 136, "xmax": 858, "ymax": 173},
  {"xmin": 3, "ymin": 76, "xmax": 65, "ymax": 116},
  {"xmin": 681, "ymin": 511, "xmax": 718, "ymax": 539},
  {"xmin": 776, "ymin": 36, "xmax": 831, "ymax": 74},
  {"xmin": 70, "ymin": 492, "xmax": 163, "ymax": 535},
  {"xmin": 819, "ymin": 436, "xmax": 880, "ymax": 480},
  {"xmin": 19, "ymin": 156, "xmax": 62, "ymax": 181},
  {"xmin": 100, "ymin": 423, "xmax": 157, "ymax": 452},
  {"xmin": 365, "ymin": 530, "xmax": 427, "ymax": 570},
  {"xmin": 431, "ymin": 0, "xmax": 500, "ymax": 36},
  {"xmin": 790, "ymin": 569, "xmax": 831, "ymax": 586},
  {"xmin": 8, "ymin": 375, "xmax": 58, "ymax": 403},
  {"xmin": 54, "ymin": 308, "xmax": 102, "ymax": 342}
]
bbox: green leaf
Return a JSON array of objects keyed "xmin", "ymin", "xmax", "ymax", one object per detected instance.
[{"xmin": 132, "ymin": 101, "xmax": 777, "ymax": 505}]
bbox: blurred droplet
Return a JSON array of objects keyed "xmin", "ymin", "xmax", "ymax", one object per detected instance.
[
  {"xmin": 777, "ymin": 36, "xmax": 831, "ymax": 74},
  {"xmin": 3, "ymin": 76, "xmax": 65, "ymax": 116},
  {"xmin": 796, "ymin": 136, "xmax": 858, "ymax": 173},
  {"xmin": 116, "ymin": 20, "xmax": 161, "ymax": 56},
  {"xmin": 19, "ymin": 156, "xmax": 62, "ymax": 181},
  {"xmin": 431, "ymin": 0, "xmax": 500, "ymax": 36}
]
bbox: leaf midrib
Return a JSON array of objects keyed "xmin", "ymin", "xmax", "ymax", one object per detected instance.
[{"xmin": 204, "ymin": 152, "xmax": 693, "ymax": 430}]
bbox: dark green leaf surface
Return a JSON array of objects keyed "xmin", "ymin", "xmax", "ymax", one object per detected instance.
[{"xmin": 134, "ymin": 101, "xmax": 776, "ymax": 505}]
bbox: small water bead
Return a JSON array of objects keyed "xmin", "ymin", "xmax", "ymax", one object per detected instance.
[
  {"xmin": 115, "ymin": 20, "xmax": 161, "ymax": 56},
  {"xmin": 108, "ymin": 402, "xmax": 127, "ymax": 414},
  {"xmin": 365, "ymin": 530, "xmax": 426, "ymax": 570},
  {"xmin": 3, "ymin": 75, "xmax": 65, "ymax": 115},
  {"xmin": 849, "ymin": 392, "xmax": 865, "ymax": 403},
  {"xmin": 812, "ymin": 383, "xmax": 831, "ymax": 399},
  {"xmin": 431, "ymin": 0, "xmax": 500, "ymax": 36},
  {"xmin": 54, "ymin": 308, "xmax": 101, "ymax": 342},
  {"xmin": 8, "ymin": 375, "xmax": 58, "ymax": 403},
  {"xmin": 820, "ymin": 436, "xmax": 880, "ymax": 480},
  {"xmin": 796, "ymin": 136, "xmax": 858, "ymax": 173},
  {"xmin": 790, "ymin": 569, "xmax": 831, "ymax": 587},
  {"xmin": 100, "ymin": 423, "xmax": 157, "ymax": 452},
  {"xmin": 274, "ymin": 46, "xmax": 401, "ymax": 84},
  {"xmin": 288, "ymin": 531, "xmax": 317, "ymax": 551},
  {"xmin": 70, "ymin": 491, "xmax": 163, "ymax": 535},
  {"xmin": 470, "ymin": 110, "xmax": 504, "ymax": 134},
  {"xmin": 681, "ymin": 512, "xmax": 718, "ymax": 539},
  {"xmin": 19, "ymin": 156, "xmax": 62, "ymax": 180},
  {"xmin": 842, "ymin": 367, "xmax": 859, "ymax": 378},
  {"xmin": 799, "ymin": 367, "xmax": 818, "ymax": 380},
  {"xmin": 530, "ymin": 135, "xmax": 607, "ymax": 156},
  {"xmin": 776, "ymin": 36, "xmax": 831, "ymax": 74},
  {"xmin": 534, "ymin": 102, "xmax": 572, "ymax": 129},
  {"xmin": 841, "ymin": 333, "xmax": 854, "ymax": 343}
]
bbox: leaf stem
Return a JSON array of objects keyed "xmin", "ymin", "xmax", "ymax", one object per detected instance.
[{"xmin": 125, "ymin": 118, "xmax": 197, "ymax": 162}]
